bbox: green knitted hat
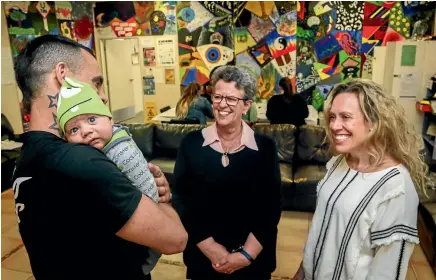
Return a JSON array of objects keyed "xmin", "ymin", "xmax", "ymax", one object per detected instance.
[{"xmin": 57, "ymin": 77, "xmax": 112, "ymax": 132}]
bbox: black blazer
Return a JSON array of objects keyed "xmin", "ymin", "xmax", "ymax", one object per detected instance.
[{"xmin": 266, "ymin": 94, "xmax": 309, "ymax": 126}]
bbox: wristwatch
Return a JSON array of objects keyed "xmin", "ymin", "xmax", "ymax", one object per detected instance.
[{"xmin": 233, "ymin": 245, "xmax": 253, "ymax": 262}]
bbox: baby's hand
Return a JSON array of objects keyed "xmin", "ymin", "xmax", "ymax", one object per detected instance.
[{"xmin": 148, "ymin": 163, "xmax": 171, "ymax": 203}]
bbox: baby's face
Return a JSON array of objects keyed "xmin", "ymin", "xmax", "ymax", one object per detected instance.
[{"xmin": 64, "ymin": 114, "xmax": 113, "ymax": 150}]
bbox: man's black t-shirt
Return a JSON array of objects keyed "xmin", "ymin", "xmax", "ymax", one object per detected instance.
[{"xmin": 12, "ymin": 131, "xmax": 149, "ymax": 279}]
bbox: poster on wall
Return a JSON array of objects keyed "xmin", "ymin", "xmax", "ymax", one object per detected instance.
[
  {"xmin": 401, "ymin": 45, "xmax": 416, "ymax": 66},
  {"xmin": 156, "ymin": 38, "xmax": 176, "ymax": 66},
  {"xmin": 143, "ymin": 47, "xmax": 156, "ymax": 66},
  {"xmin": 143, "ymin": 76, "xmax": 156, "ymax": 95},
  {"xmin": 399, "ymin": 73, "xmax": 420, "ymax": 97},
  {"xmin": 165, "ymin": 69, "xmax": 175, "ymax": 84}
]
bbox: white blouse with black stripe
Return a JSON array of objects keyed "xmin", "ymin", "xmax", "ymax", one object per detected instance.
[{"xmin": 302, "ymin": 155, "xmax": 419, "ymax": 280}]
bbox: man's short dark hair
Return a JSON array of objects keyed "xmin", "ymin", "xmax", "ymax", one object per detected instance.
[{"xmin": 15, "ymin": 35, "xmax": 95, "ymax": 113}]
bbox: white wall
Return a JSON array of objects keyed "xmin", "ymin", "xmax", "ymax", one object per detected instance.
[
  {"xmin": 130, "ymin": 39, "xmax": 144, "ymax": 114},
  {"xmin": 1, "ymin": 3, "xmax": 23, "ymax": 134},
  {"xmin": 95, "ymin": 26, "xmax": 181, "ymax": 115}
]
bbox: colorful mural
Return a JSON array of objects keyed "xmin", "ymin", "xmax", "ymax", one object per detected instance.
[
  {"xmin": 176, "ymin": 1, "xmax": 235, "ymax": 86},
  {"xmin": 94, "ymin": 1, "xmax": 177, "ymax": 37},
  {"xmin": 4, "ymin": 1, "xmax": 95, "ymax": 131},
  {"xmin": 233, "ymin": 2, "xmax": 298, "ymax": 100},
  {"xmin": 5, "ymin": 1, "xmax": 436, "ymax": 106},
  {"xmin": 295, "ymin": 0, "xmax": 435, "ymax": 108}
]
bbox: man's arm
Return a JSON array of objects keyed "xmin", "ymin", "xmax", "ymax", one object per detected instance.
[
  {"xmin": 63, "ymin": 146, "xmax": 187, "ymax": 255},
  {"xmin": 116, "ymin": 194, "xmax": 187, "ymax": 255}
]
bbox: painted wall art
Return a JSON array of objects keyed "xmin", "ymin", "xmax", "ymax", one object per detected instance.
[
  {"xmin": 176, "ymin": 1, "xmax": 235, "ymax": 86},
  {"xmin": 94, "ymin": 1, "xmax": 177, "ymax": 37},
  {"xmin": 4, "ymin": 0, "xmax": 435, "ymax": 109},
  {"xmin": 292, "ymin": 0, "xmax": 434, "ymax": 109}
]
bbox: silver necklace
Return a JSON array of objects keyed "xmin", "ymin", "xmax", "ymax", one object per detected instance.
[
  {"xmin": 219, "ymin": 130, "xmax": 242, "ymax": 168},
  {"xmin": 222, "ymin": 148, "xmax": 230, "ymax": 167}
]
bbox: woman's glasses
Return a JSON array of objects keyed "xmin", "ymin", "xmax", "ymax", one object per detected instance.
[{"xmin": 211, "ymin": 94, "xmax": 248, "ymax": 106}]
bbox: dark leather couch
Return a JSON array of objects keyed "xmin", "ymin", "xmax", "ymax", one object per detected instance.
[{"xmin": 123, "ymin": 122, "xmax": 332, "ymax": 212}]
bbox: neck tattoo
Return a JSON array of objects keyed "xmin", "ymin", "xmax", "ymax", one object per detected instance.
[{"xmin": 47, "ymin": 93, "xmax": 60, "ymax": 132}]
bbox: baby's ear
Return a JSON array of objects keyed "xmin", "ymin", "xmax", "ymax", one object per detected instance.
[{"xmin": 110, "ymin": 118, "xmax": 114, "ymax": 125}]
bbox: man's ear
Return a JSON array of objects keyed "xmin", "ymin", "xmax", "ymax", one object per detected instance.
[{"xmin": 54, "ymin": 62, "xmax": 70, "ymax": 86}]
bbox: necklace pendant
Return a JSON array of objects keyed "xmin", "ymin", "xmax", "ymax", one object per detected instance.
[{"xmin": 221, "ymin": 153, "xmax": 229, "ymax": 167}]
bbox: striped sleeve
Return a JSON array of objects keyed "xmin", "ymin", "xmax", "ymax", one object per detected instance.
[
  {"xmin": 367, "ymin": 240, "xmax": 415, "ymax": 280},
  {"xmin": 370, "ymin": 177, "xmax": 419, "ymax": 247}
]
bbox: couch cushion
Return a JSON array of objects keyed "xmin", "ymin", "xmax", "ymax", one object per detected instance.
[
  {"xmin": 155, "ymin": 124, "xmax": 205, "ymax": 158},
  {"xmin": 253, "ymin": 124, "xmax": 296, "ymax": 164},
  {"xmin": 149, "ymin": 157, "xmax": 176, "ymax": 186},
  {"xmin": 293, "ymin": 164, "xmax": 327, "ymax": 187},
  {"xmin": 297, "ymin": 124, "xmax": 332, "ymax": 164},
  {"xmin": 123, "ymin": 123, "xmax": 155, "ymax": 158},
  {"xmin": 280, "ymin": 163, "xmax": 293, "ymax": 189}
]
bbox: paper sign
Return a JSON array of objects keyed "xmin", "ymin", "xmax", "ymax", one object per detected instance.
[
  {"xmin": 131, "ymin": 53, "xmax": 139, "ymax": 65},
  {"xmin": 401, "ymin": 45, "xmax": 416, "ymax": 66},
  {"xmin": 399, "ymin": 72, "xmax": 420, "ymax": 97},
  {"xmin": 156, "ymin": 38, "xmax": 176, "ymax": 66}
]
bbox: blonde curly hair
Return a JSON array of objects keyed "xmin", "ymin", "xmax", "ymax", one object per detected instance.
[{"xmin": 323, "ymin": 78, "xmax": 431, "ymax": 195}]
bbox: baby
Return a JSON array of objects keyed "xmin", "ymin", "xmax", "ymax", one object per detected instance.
[{"xmin": 57, "ymin": 77, "xmax": 161, "ymax": 276}]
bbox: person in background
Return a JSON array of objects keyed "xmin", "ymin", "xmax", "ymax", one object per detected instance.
[
  {"xmin": 176, "ymin": 82, "xmax": 214, "ymax": 125},
  {"xmin": 202, "ymin": 81, "xmax": 213, "ymax": 103},
  {"xmin": 293, "ymin": 79, "xmax": 429, "ymax": 280},
  {"xmin": 242, "ymin": 102, "xmax": 258, "ymax": 125},
  {"xmin": 12, "ymin": 35, "xmax": 187, "ymax": 280},
  {"xmin": 172, "ymin": 66, "xmax": 281, "ymax": 279},
  {"xmin": 266, "ymin": 77, "xmax": 308, "ymax": 126}
]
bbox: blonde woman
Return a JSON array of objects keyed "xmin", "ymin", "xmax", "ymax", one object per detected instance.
[
  {"xmin": 293, "ymin": 79, "xmax": 430, "ymax": 280},
  {"xmin": 176, "ymin": 82, "xmax": 214, "ymax": 125}
]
